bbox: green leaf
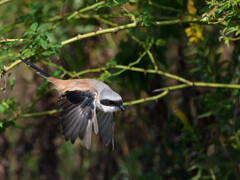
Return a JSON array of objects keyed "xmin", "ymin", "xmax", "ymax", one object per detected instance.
[
  {"xmin": 52, "ymin": 42, "xmax": 62, "ymax": 48},
  {"xmin": 37, "ymin": 23, "xmax": 50, "ymax": 32},
  {"xmin": 226, "ymin": 18, "xmax": 232, "ymax": 27},
  {"xmin": 106, "ymin": 57, "xmax": 117, "ymax": 67},
  {"xmin": 189, "ymin": 67, "xmax": 201, "ymax": 73},
  {"xmin": 0, "ymin": 97, "xmax": 16, "ymax": 114},
  {"xmin": 31, "ymin": 41, "xmax": 39, "ymax": 53},
  {"xmin": 50, "ymin": 70, "xmax": 62, "ymax": 78},
  {"xmin": 30, "ymin": 22, "xmax": 38, "ymax": 31},
  {"xmin": 0, "ymin": 122, "xmax": 3, "ymax": 128},
  {"xmin": 198, "ymin": 111, "xmax": 212, "ymax": 119},
  {"xmin": 39, "ymin": 37, "xmax": 48, "ymax": 50},
  {"xmin": 0, "ymin": 104, "xmax": 6, "ymax": 114},
  {"xmin": 23, "ymin": 30, "xmax": 36, "ymax": 37},
  {"xmin": 116, "ymin": 0, "xmax": 129, "ymax": 5},
  {"xmin": 155, "ymin": 39, "xmax": 165, "ymax": 46},
  {"xmin": 98, "ymin": 71, "xmax": 111, "ymax": 82},
  {"xmin": 191, "ymin": 169, "xmax": 202, "ymax": 180},
  {"xmin": 8, "ymin": 73, "xmax": 15, "ymax": 91},
  {"xmin": 233, "ymin": 89, "xmax": 239, "ymax": 96},
  {"xmin": 54, "ymin": 50, "xmax": 60, "ymax": 59},
  {"xmin": 186, "ymin": 59, "xmax": 201, "ymax": 64},
  {"xmin": 36, "ymin": 80, "xmax": 49, "ymax": 96}
]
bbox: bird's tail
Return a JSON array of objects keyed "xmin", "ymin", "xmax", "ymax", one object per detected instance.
[{"xmin": 18, "ymin": 57, "xmax": 51, "ymax": 78}]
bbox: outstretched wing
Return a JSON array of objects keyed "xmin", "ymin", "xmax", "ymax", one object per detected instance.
[
  {"xmin": 97, "ymin": 110, "xmax": 115, "ymax": 148},
  {"xmin": 57, "ymin": 90, "xmax": 98, "ymax": 149}
]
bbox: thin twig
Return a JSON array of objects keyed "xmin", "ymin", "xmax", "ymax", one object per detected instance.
[
  {"xmin": 0, "ymin": 0, "xmax": 13, "ymax": 6},
  {"xmin": 61, "ymin": 22, "xmax": 137, "ymax": 46},
  {"xmin": 2, "ymin": 17, "xmax": 216, "ymax": 74},
  {"xmin": 20, "ymin": 109, "xmax": 60, "ymax": 118},
  {"xmin": 67, "ymin": 1, "xmax": 106, "ymax": 20},
  {"xmin": 148, "ymin": 1, "xmax": 183, "ymax": 13},
  {"xmin": 123, "ymin": 90, "xmax": 169, "ymax": 106},
  {"xmin": 0, "ymin": 38, "xmax": 24, "ymax": 43}
]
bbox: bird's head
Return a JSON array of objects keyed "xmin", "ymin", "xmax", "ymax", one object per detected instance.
[{"xmin": 99, "ymin": 89, "xmax": 125, "ymax": 113}]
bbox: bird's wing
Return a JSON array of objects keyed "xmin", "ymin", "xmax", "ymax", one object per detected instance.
[
  {"xmin": 96, "ymin": 110, "xmax": 115, "ymax": 148},
  {"xmin": 57, "ymin": 90, "xmax": 98, "ymax": 149}
]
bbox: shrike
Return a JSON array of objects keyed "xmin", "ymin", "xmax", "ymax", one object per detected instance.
[{"xmin": 18, "ymin": 57, "xmax": 124, "ymax": 149}]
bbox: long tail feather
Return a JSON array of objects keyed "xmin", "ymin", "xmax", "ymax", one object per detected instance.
[{"xmin": 18, "ymin": 57, "xmax": 50, "ymax": 78}]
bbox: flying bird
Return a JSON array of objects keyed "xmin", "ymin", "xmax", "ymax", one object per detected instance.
[{"xmin": 18, "ymin": 57, "xmax": 125, "ymax": 149}]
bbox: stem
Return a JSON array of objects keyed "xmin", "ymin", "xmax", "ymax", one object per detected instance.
[
  {"xmin": 73, "ymin": 67, "xmax": 106, "ymax": 77},
  {"xmin": 3, "ymin": 59, "xmax": 21, "ymax": 73},
  {"xmin": 13, "ymin": 79, "xmax": 240, "ymax": 119},
  {"xmin": 123, "ymin": 90, "xmax": 169, "ymax": 106},
  {"xmin": 155, "ymin": 82, "xmax": 240, "ymax": 92},
  {"xmin": 19, "ymin": 91, "xmax": 169, "ymax": 119},
  {"xmin": 0, "ymin": 0, "xmax": 12, "ymax": 6},
  {"xmin": 154, "ymin": 84, "xmax": 190, "ymax": 92},
  {"xmin": 146, "ymin": 49, "xmax": 158, "ymax": 70},
  {"xmin": 148, "ymin": 1, "xmax": 183, "ymax": 13},
  {"xmin": 2, "ymin": 17, "xmax": 218, "ymax": 75},
  {"xmin": 67, "ymin": 1, "xmax": 105, "ymax": 20},
  {"xmin": 0, "ymin": 39, "xmax": 24, "ymax": 43},
  {"xmin": 209, "ymin": 168, "xmax": 216, "ymax": 180},
  {"xmin": 195, "ymin": 82, "xmax": 240, "ymax": 89},
  {"xmin": 41, "ymin": 60, "xmax": 74, "ymax": 77},
  {"xmin": 112, "ymin": 65, "xmax": 192, "ymax": 85},
  {"xmin": 156, "ymin": 18, "xmax": 202, "ymax": 25},
  {"xmin": 20, "ymin": 109, "xmax": 60, "ymax": 118},
  {"xmin": 111, "ymin": 51, "xmax": 148, "ymax": 77},
  {"xmin": 61, "ymin": 18, "xmax": 208, "ymax": 46},
  {"xmin": 61, "ymin": 22, "xmax": 137, "ymax": 46}
]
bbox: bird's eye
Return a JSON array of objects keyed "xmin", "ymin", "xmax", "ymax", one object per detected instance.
[{"xmin": 109, "ymin": 101, "xmax": 114, "ymax": 105}]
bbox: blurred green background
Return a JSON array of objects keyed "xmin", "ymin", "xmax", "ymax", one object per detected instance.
[{"xmin": 1, "ymin": 0, "xmax": 240, "ymax": 179}]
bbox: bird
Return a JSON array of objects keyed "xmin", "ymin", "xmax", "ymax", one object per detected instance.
[{"xmin": 18, "ymin": 57, "xmax": 125, "ymax": 149}]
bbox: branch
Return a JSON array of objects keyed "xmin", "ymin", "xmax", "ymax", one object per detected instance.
[
  {"xmin": 0, "ymin": 38, "xmax": 24, "ymax": 43},
  {"xmin": 3, "ymin": 59, "xmax": 21, "ymax": 72},
  {"xmin": 41, "ymin": 60, "xmax": 74, "ymax": 78},
  {"xmin": 72, "ymin": 64, "xmax": 192, "ymax": 85},
  {"xmin": 123, "ymin": 90, "xmax": 169, "ymax": 106},
  {"xmin": 61, "ymin": 17, "xmax": 216, "ymax": 46},
  {"xmin": 67, "ymin": 1, "xmax": 106, "ymax": 20},
  {"xmin": 20, "ymin": 109, "xmax": 60, "ymax": 118},
  {"xmin": 0, "ymin": 15, "xmax": 226, "ymax": 77},
  {"xmin": 13, "ymin": 79, "xmax": 240, "ymax": 119},
  {"xmin": 0, "ymin": 0, "xmax": 13, "ymax": 6},
  {"xmin": 154, "ymin": 82, "xmax": 240, "ymax": 92},
  {"xmin": 18, "ymin": 91, "xmax": 169, "ymax": 119},
  {"xmin": 112, "ymin": 65, "xmax": 192, "ymax": 85},
  {"xmin": 148, "ymin": 1, "xmax": 183, "ymax": 13},
  {"xmin": 61, "ymin": 22, "xmax": 137, "ymax": 46}
]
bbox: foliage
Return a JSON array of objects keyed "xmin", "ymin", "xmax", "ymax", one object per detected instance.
[
  {"xmin": 202, "ymin": 0, "xmax": 240, "ymax": 45},
  {"xmin": 0, "ymin": 0, "xmax": 240, "ymax": 179}
]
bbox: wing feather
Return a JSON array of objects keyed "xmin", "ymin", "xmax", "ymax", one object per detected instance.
[
  {"xmin": 83, "ymin": 120, "xmax": 92, "ymax": 149},
  {"xmin": 70, "ymin": 120, "xmax": 82, "ymax": 143},
  {"xmin": 92, "ymin": 110, "xmax": 98, "ymax": 134},
  {"xmin": 62, "ymin": 108, "xmax": 79, "ymax": 132},
  {"xmin": 61, "ymin": 106, "xmax": 78, "ymax": 128},
  {"xmin": 62, "ymin": 109, "xmax": 81, "ymax": 140},
  {"xmin": 58, "ymin": 88, "xmax": 116, "ymax": 149},
  {"xmin": 57, "ymin": 90, "xmax": 96, "ymax": 147},
  {"xmin": 97, "ymin": 111, "xmax": 115, "ymax": 146}
]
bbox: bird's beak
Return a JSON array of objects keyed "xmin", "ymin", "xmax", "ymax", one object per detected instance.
[{"xmin": 119, "ymin": 105, "xmax": 125, "ymax": 111}]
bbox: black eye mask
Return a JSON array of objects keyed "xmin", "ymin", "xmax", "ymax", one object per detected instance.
[{"xmin": 100, "ymin": 99, "xmax": 122, "ymax": 107}]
